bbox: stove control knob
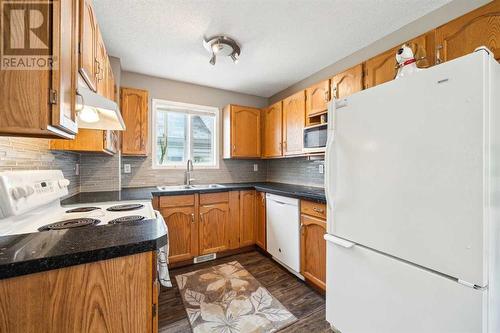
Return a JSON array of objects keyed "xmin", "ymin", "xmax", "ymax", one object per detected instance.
[
  {"xmin": 58, "ymin": 179, "xmax": 70, "ymax": 188},
  {"xmin": 11, "ymin": 187, "xmax": 27, "ymax": 200},
  {"xmin": 25, "ymin": 186, "xmax": 35, "ymax": 196}
]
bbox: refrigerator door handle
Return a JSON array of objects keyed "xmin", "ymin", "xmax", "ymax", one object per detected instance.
[{"xmin": 324, "ymin": 234, "xmax": 355, "ymax": 248}]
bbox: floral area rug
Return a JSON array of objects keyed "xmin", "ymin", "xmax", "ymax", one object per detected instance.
[{"xmin": 176, "ymin": 261, "xmax": 297, "ymax": 333}]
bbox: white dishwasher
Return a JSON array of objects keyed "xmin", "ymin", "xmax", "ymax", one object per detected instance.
[{"xmin": 266, "ymin": 193, "xmax": 301, "ymax": 275}]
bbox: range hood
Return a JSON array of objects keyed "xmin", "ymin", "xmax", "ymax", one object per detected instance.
[{"xmin": 76, "ymin": 84, "xmax": 126, "ymax": 131}]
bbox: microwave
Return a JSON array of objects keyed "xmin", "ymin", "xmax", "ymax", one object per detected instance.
[{"xmin": 303, "ymin": 123, "xmax": 327, "ymax": 153}]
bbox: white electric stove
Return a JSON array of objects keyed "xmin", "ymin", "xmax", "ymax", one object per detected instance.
[
  {"xmin": 0, "ymin": 169, "xmax": 171, "ymax": 287},
  {"xmin": 0, "ymin": 170, "xmax": 157, "ymax": 236}
]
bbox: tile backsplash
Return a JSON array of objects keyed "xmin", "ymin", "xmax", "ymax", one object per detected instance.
[
  {"xmin": 267, "ymin": 157, "xmax": 325, "ymax": 187},
  {"xmin": 0, "ymin": 137, "xmax": 80, "ymax": 196},
  {"xmin": 121, "ymin": 156, "xmax": 267, "ymax": 187}
]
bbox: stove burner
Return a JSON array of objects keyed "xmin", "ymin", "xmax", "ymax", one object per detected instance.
[
  {"xmin": 106, "ymin": 203, "xmax": 144, "ymax": 212},
  {"xmin": 38, "ymin": 218, "xmax": 100, "ymax": 231},
  {"xmin": 65, "ymin": 207, "xmax": 101, "ymax": 213},
  {"xmin": 108, "ymin": 215, "xmax": 146, "ymax": 224}
]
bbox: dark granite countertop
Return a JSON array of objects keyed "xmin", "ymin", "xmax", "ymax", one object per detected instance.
[
  {"xmin": 0, "ymin": 219, "xmax": 167, "ymax": 280},
  {"xmin": 62, "ymin": 182, "xmax": 326, "ymax": 205}
]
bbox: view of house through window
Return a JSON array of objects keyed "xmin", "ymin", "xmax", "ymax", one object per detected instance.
[{"xmin": 153, "ymin": 100, "xmax": 218, "ymax": 168}]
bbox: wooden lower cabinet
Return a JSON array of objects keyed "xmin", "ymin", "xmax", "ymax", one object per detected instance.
[
  {"xmin": 156, "ymin": 191, "xmax": 263, "ymax": 262},
  {"xmin": 199, "ymin": 203, "xmax": 229, "ymax": 254},
  {"xmin": 256, "ymin": 191, "xmax": 266, "ymax": 250},
  {"xmin": 239, "ymin": 190, "xmax": 256, "ymax": 246},
  {"xmin": 300, "ymin": 200, "xmax": 327, "ymax": 291},
  {"xmin": 0, "ymin": 252, "xmax": 157, "ymax": 333},
  {"xmin": 161, "ymin": 206, "xmax": 198, "ymax": 263}
]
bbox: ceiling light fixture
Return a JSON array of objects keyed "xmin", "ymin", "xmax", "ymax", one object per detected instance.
[{"xmin": 203, "ymin": 35, "xmax": 241, "ymax": 66}]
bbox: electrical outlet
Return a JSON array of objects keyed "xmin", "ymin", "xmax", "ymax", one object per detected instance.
[
  {"xmin": 124, "ymin": 164, "xmax": 131, "ymax": 174},
  {"xmin": 74, "ymin": 163, "xmax": 79, "ymax": 176},
  {"xmin": 319, "ymin": 164, "xmax": 324, "ymax": 174},
  {"xmin": 253, "ymin": 164, "xmax": 258, "ymax": 172}
]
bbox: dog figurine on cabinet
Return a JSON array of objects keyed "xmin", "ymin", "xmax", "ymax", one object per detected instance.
[{"xmin": 395, "ymin": 44, "xmax": 421, "ymax": 79}]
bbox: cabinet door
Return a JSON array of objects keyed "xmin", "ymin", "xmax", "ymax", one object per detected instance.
[
  {"xmin": 256, "ymin": 192, "xmax": 266, "ymax": 250},
  {"xmin": 96, "ymin": 29, "xmax": 107, "ymax": 96},
  {"xmin": 239, "ymin": 190, "xmax": 256, "ymax": 247},
  {"xmin": 79, "ymin": 0, "xmax": 97, "ymax": 91},
  {"xmin": 51, "ymin": 0, "xmax": 79, "ymax": 135},
  {"xmin": 300, "ymin": 214, "xmax": 327, "ymax": 291},
  {"xmin": 436, "ymin": 1, "xmax": 500, "ymax": 63},
  {"xmin": 199, "ymin": 203, "xmax": 229, "ymax": 254},
  {"xmin": 228, "ymin": 191, "xmax": 240, "ymax": 250},
  {"xmin": 0, "ymin": 0, "xmax": 77, "ymax": 139},
  {"xmin": 231, "ymin": 105, "xmax": 261, "ymax": 158},
  {"xmin": 305, "ymin": 80, "xmax": 330, "ymax": 117},
  {"xmin": 162, "ymin": 206, "xmax": 198, "ymax": 263},
  {"xmin": 262, "ymin": 102, "xmax": 283, "ymax": 158},
  {"xmin": 283, "ymin": 91, "xmax": 305, "ymax": 155},
  {"xmin": 364, "ymin": 32, "xmax": 435, "ymax": 89},
  {"xmin": 331, "ymin": 64, "xmax": 364, "ymax": 100},
  {"xmin": 121, "ymin": 87, "xmax": 148, "ymax": 156}
]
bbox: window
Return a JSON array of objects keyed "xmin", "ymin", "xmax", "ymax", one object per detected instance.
[{"xmin": 152, "ymin": 99, "xmax": 219, "ymax": 169}]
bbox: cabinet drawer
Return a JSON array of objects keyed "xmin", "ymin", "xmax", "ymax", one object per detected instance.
[
  {"xmin": 199, "ymin": 192, "xmax": 229, "ymax": 205},
  {"xmin": 301, "ymin": 200, "xmax": 326, "ymax": 219},
  {"xmin": 159, "ymin": 195, "xmax": 195, "ymax": 208}
]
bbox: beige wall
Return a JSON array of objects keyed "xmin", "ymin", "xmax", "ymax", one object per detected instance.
[{"xmin": 269, "ymin": 0, "xmax": 491, "ymax": 104}]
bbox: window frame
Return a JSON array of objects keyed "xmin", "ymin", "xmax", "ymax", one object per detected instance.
[{"xmin": 151, "ymin": 98, "xmax": 220, "ymax": 170}]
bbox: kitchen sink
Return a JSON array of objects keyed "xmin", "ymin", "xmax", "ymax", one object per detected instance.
[{"xmin": 156, "ymin": 184, "xmax": 225, "ymax": 191}]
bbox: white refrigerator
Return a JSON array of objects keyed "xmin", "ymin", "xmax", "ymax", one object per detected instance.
[{"xmin": 324, "ymin": 49, "xmax": 500, "ymax": 333}]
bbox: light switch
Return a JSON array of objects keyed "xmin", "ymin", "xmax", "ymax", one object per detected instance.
[
  {"xmin": 124, "ymin": 164, "xmax": 131, "ymax": 174},
  {"xmin": 253, "ymin": 164, "xmax": 258, "ymax": 172},
  {"xmin": 74, "ymin": 163, "xmax": 79, "ymax": 176}
]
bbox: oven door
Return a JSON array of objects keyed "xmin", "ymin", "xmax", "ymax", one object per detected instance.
[{"xmin": 303, "ymin": 123, "xmax": 327, "ymax": 152}]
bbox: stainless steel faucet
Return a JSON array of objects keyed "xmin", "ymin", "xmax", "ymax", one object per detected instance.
[{"xmin": 185, "ymin": 159, "xmax": 195, "ymax": 186}]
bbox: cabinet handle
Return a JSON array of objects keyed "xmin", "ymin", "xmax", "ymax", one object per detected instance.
[
  {"xmin": 300, "ymin": 223, "xmax": 305, "ymax": 234},
  {"xmin": 191, "ymin": 213, "xmax": 195, "ymax": 223},
  {"xmin": 324, "ymin": 89, "xmax": 330, "ymax": 102},
  {"xmin": 279, "ymin": 142, "xmax": 282, "ymax": 152},
  {"xmin": 313, "ymin": 207, "xmax": 324, "ymax": 213},
  {"xmin": 200, "ymin": 213, "xmax": 203, "ymax": 223},
  {"xmin": 333, "ymin": 86, "xmax": 338, "ymax": 100},
  {"xmin": 233, "ymin": 144, "xmax": 236, "ymax": 152},
  {"xmin": 436, "ymin": 44, "xmax": 443, "ymax": 64},
  {"xmin": 283, "ymin": 141, "xmax": 287, "ymax": 152}
]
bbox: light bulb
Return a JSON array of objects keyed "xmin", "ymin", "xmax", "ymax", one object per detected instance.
[{"xmin": 78, "ymin": 107, "xmax": 100, "ymax": 123}]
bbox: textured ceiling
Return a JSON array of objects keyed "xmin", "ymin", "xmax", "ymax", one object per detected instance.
[{"xmin": 94, "ymin": 0, "xmax": 451, "ymax": 97}]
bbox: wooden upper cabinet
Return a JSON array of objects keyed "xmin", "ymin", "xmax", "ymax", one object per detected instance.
[
  {"xmin": 79, "ymin": 0, "xmax": 98, "ymax": 91},
  {"xmin": 0, "ymin": 0, "xmax": 78, "ymax": 138},
  {"xmin": 121, "ymin": 87, "xmax": 149, "ymax": 156},
  {"xmin": 283, "ymin": 91, "xmax": 306, "ymax": 155},
  {"xmin": 331, "ymin": 64, "xmax": 364, "ymax": 100},
  {"xmin": 436, "ymin": 1, "xmax": 500, "ymax": 63},
  {"xmin": 96, "ymin": 28, "xmax": 107, "ymax": 96},
  {"xmin": 161, "ymin": 206, "xmax": 198, "ymax": 263},
  {"xmin": 199, "ymin": 203, "xmax": 229, "ymax": 255},
  {"xmin": 305, "ymin": 80, "xmax": 330, "ymax": 117},
  {"xmin": 300, "ymin": 213, "xmax": 327, "ymax": 291},
  {"xmin": 223, "ymin": 105, "xmax": 261, "ymax": 158},
  {"xmin": 256, "ymin": 191, "xmax": 266, "ymax": 250},
  {"xmin": 364, "ymin": 31, "xmax": 435, "ymax": 89},
  {"xmin": 239, "ymin": 190, "xmax": 256, "ymax": 247},
  {"xmin": 262, "ymin": 101, "xmax": 283, "ymax": 158}
]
